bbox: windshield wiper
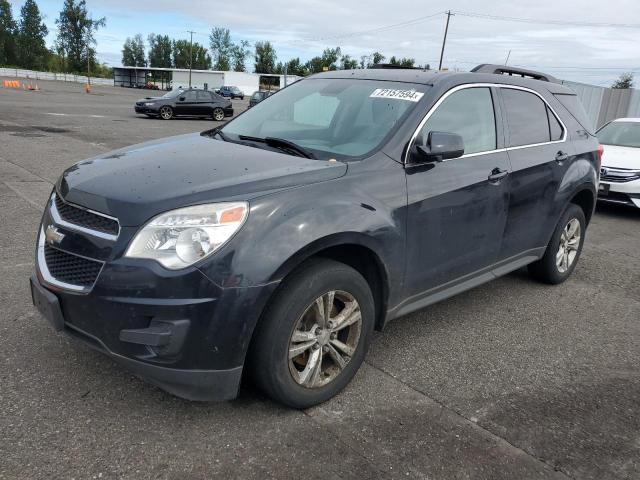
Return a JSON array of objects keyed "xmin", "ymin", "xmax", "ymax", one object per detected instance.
[
  {"xmin": 238, "ymin": 135, "xmax": 316, "ymax": 159},
  {"xmin": 202, "ymin": 127, "xmax": 230, "ymax": 142}
]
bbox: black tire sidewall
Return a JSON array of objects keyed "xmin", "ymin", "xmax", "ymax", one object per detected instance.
[{"xmin": 250, "ymin": 259, "xmax": 374, "ymax": 408}]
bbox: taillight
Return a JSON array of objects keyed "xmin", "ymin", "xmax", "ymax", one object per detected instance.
[{"xmin": 597, "ymin": 144, "xmax": 604, "ymax": 170}]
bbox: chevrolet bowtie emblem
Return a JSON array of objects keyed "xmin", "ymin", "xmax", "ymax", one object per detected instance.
[{"xmin": 45, "ymin": 225, "xmax": 65, "ymax": 245}]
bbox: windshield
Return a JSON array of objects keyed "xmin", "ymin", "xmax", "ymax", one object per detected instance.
[
  {"xmin": 221, "ymin": 78, "xmax": 427, "ymax": 160},
  {"xmin": 160, "ymin": 89, "xmax": 184, "ymax": 99},
  {"xmin": 597, "ymin": 121, "xmax": 640, "ymax": 148}
]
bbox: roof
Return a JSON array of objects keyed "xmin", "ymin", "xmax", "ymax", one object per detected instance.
[{"xmin": 311, "ymin": 68, "xmax": 576, "ymax": 94}]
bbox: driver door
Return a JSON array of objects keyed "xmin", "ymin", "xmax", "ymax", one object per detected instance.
[
  {"xmin": 175, "ymin": 90, "xmax": 197, "ymax": 116},
  {"xmin": 404, "ymin": 86, "xmax": 511, "ymax": 298}
]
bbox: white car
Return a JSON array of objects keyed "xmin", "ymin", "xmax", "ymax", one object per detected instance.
[{"xmin": 596, "ymin": 118, "xmax": 640, "ymax": 208}]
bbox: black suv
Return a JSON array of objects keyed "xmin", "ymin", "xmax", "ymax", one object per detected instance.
[
  {"xmin": 134, "ymin": 88, "xmax": 233, "ymax": 120},
  {"xmin": 31, "ymin": 65, "xmax": 600, "ymax": 408}
]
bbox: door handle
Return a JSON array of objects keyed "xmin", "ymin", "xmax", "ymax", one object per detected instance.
[
  {"xmin": 488, "ymin": 168, "xmax": 508, "ymax": 183},
  {"xmin": 556, "ymin": 151, "xmax": 569, "ymax": 163}
]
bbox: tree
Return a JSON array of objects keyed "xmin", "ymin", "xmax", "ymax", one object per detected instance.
[
  {"xmin": 16, "ymin": 0, "xmax": 48, "ymax": 69},
  {"xmin": 56, "ymin": 0, "xmax": 106, "ymax": 74},
  {"xmin": 0, "ymin": 0, "xmax": 17, "ymax": 66},
  {"xmin": 231, "ymin": 39, "xmax": 250, "ymax": 72},
  {"xmin": 172, "ymin": 39, "xmax": 210, "ymax": 69},
  {"xmin": 209, "ymin": 27, "xmax": 232, "ymax": 70},
  {"xmin": 122, "ymin": 34, "xmax": 145, "ymax": 67},
  {"xmin": 388, "ymin": 56, "xmax": 415, "ymax": 68},
  {"xmin": 612, "ymin": 73, "xmax": 633, "ymax": 89},
  {"xmin": 305, "ymin": 47, "xmax": 341, "ymax": 74},
  {"xmin": 276, "ymin": 57, "xmax": 306, "ymax": 76},
  {"xmin": 341, "ymin": 54, "xmax": 358, "ymax": 70},
  {"xmin": 147, "ymin": 33, "xmax": 172, "ymax": 68},
  {"xmin": 371, "ymin": 51, "xmax": 385, "ymax": 65},
  {"xmin": 254, "ymin": 41, "xmax": 277, "ymax": 73}
]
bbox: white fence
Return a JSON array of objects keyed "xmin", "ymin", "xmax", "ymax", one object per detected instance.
[{"xmin": 0, "ymin": 67, "xmax": 113, "ymax": 86}]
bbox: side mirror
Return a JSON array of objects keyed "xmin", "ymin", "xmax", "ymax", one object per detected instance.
[{"xmin": 411, "ymin": 131, "xmax": 464, "ymax": 163}]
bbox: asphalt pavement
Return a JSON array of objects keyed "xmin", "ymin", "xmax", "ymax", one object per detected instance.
[{"xmin": 0, "ymin": 78, "xmax": 639, "ymax": 480}]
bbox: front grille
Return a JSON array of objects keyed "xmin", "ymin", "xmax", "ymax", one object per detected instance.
[
  {"xmin": 600, "ymin": 167, "xmax": 640, "ymax": 183},
  {"xmin": 54, "ymin": 194, "xmax": 119, "ymax": 236},
  {"xmin": 44, "ymin": 244, "xmax": 103, "ymax": 287}
]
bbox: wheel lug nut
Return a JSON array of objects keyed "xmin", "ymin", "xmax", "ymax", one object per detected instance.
[
  {"xmin": 313, "ymin": 343, "xmax": 320, "ymax": 350},
  {"xmin": 322, "ymin": 346, "xmax": 329, "ymax": 353},
  {"xmin": 315, "ymin": 327, "xmax": 322, "ymax": 336},
  {"xmin": 327, "ymin": 321, "xmax": 334, "ymax": 329},
  {"xmin": 330, "ymin": 332, "xmax": 337, "ymax": 340}
]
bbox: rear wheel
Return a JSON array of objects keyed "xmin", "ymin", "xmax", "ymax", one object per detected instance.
[
  {"xmin": 249, "ymin": 259, "xmax": 374, "ymax": 409},
  {"xmin": 528, "ymin": 204, "xmax": 586, "ymax": 284},
  {"xmin": 212, "ymin": 107, "xmax": 225, "ymax": 121},
  {"xmin": 159, "ymin": 105, "xmax": 173, "ymax": 120}
]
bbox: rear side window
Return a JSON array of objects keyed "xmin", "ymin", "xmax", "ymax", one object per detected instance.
[
  {"xmin": 418, "ymin": 87, "xmax": 496, "ymax": 155},
  {"xmin": 554, "ymin": 93, "xmax": 594, "ymax": 134},
  {"xmin": 197, "ymin": 91, "xmax": 211, "ymax": 101},
  {"xmin": 502, "ymin": 89, "xmax": 551, "ymax": 147}
]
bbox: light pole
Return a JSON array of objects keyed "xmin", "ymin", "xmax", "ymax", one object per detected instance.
[{"xmin": 187, "ymin": 30, "xmax": 195, "ymax": 88}]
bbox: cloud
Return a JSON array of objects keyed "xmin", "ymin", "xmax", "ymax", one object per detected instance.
[{"xmin": 25, "ymin": 0, "xmax": 640, "ymax": 85}]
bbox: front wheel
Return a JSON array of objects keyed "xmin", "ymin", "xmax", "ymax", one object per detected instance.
[
  {"xmin": 249, "ymin": 259, "xmax": 374, "ymax": 409},
  {"xmin": 528, "ymin": 204, "xmax": 586, "ymax": 284},
  {"xmin": 212, "ymin": 107, "xmax": 225, "ymax": 121},
  {"xmin": 159, "ymin": 105, "xmax": 173, "ymax": 120}
]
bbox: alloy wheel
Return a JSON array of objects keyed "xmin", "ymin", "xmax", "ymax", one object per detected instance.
[
  {"xmin": 556, "ymin": 218, "xmax": 581, "ymax": 273},
  {"xmin": 213, "ymin": 108, "xmax": 224, "ymax": 121},
  {"xmin": 288, "ymin": 290, "xmax": 362, "ymax": 389},
  {"xmin": 160, "ymin": 106, "xmax": 172, "ymax": 120}
]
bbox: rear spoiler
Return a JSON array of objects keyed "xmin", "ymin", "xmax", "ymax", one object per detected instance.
[{"xmin": 471, "ymin": 64, "xmax": 558, "ymax": 83}]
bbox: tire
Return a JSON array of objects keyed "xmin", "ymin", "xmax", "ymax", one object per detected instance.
[
  {"xmin": 212, "ymin": 107, "xmax": 225, "ymax": 121},
  {"xmin": 528, "ymin": 204, "xmax": 586, "ymax": 284},
  {"xmin": 248, "ymin": 259, "xmax": 375, "ymax": 409},
  {"xmin": 159, "ymin": 105, "xmax": 173, "ymax": 120}
]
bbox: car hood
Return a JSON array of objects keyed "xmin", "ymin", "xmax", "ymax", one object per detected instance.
[
  {"xmin": 58, "ymin": 133, "xmax": 347, "ymax": 226},
  {"xmin": 601, "ymin": 144, "xmax": 640, "ymax": 169}
]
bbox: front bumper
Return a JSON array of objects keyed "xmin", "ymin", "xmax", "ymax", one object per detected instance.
[
  {"xmin": 134, "ymin": 104, "xmax": 159, "ymax": 115},
  {"xmin": 223, "ymin": 106, "xmax": 234, "ymax": 117},
  {"xmin": 31, "ymin": 273, "xmax": 267, "ymax": 400},
  {"xmin": 598, "ymin": 179, "xmax": 640, "ymax": 208}
]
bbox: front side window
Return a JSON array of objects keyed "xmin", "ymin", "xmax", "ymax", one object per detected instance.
[
  {"xmin": 597, "ymin": 121, "xmax": 640, "ymax": 148},
  {"xmin": 418, "ymin": 87, "xmax": 496, "ymax": 155},
  {"xmin": 502, "ymin": 89, "xmax": 552, "ymax": 147},
  {"xmin": 222, "ymin": 78, "xmax": 425, "ymax": 160}
]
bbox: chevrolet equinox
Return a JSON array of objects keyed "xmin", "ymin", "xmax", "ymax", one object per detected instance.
[{"xmin": 30, "ymin": 65, "xmax": 601, "ymax": 408}]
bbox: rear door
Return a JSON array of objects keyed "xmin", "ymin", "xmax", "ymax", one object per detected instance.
[
  {"xmin": 404, "ymin": 86, "xmax": 511, "ymax": 296},
  {"xmin": 196, "ymin": 90, "xmax": 213, "ymax": 115},
  {"xmin": 498, "ymin": 86, "xmax": 571, "ymax": 259}
]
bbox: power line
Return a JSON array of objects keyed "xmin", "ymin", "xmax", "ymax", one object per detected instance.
[
  {"xmin": 304, "ymin": 11, "xmax": 445, "ymax": 42},
  {"xmin": 452, "ymin": 10, "xmax": 640, "ymax": 29}
]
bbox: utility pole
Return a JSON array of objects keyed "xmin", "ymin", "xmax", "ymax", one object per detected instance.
[
  {"xmin": 438, "ymin": 10, "xmax": 454, "ymax": 71},
  {"xmin": 187, "ymin": 30, "xmax": 195, "ymax": 88}
]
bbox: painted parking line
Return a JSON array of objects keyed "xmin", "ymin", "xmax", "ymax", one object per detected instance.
[{"xmin": 45, "ymin": 112, "xmax": 106, "ymax": 118}]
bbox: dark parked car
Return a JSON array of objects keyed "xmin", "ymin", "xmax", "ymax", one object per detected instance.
[
  {"xmin": 31, "ymin": 65, "xmax": 600, "ymax": 408},
  {"xmin": 249, "ymin": 90, "xmax": 273, "ymax": 107},
  {"xmin": 217, "ymin": 85, "xmax": 244, "ymax": 99},
  {"xmin": 134, "ymin": 88, "xmax": 233, "ymax": 120}
]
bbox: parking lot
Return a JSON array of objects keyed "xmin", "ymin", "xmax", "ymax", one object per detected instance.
[{"xmin": 0, "ymin": 78, "xmax": 639, "ymax": 479}]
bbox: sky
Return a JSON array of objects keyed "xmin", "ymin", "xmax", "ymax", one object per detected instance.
[{"xmin": 7, "ymin": 0, "xmax": 640, "ymax": 86}]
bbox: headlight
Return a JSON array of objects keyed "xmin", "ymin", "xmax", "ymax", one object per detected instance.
[
  {"xmin": 125, "ymin": 202, "xmax": 248, "ymax": 269},
  {"xmin": 144, "ymin": 102, "xmax": 155, "ymax": 106}
]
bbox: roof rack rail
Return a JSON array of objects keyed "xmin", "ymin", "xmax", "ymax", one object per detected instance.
[
  {"xmin": 471, "ymin": 64, "xmax": 557, "ymax": 83},
  {"xmin": 369, "ymin": 64, "xmax": 425, "ymax": 70}
]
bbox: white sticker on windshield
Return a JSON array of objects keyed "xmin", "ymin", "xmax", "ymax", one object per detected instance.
[{"xmin": 370, "ymin": 88, "xmax": 424, "ymax": 102}]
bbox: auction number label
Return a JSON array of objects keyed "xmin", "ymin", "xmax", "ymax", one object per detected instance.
[{"xmin": 370, "ymin": 89, "xmax": 424, "ymax": 102}]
